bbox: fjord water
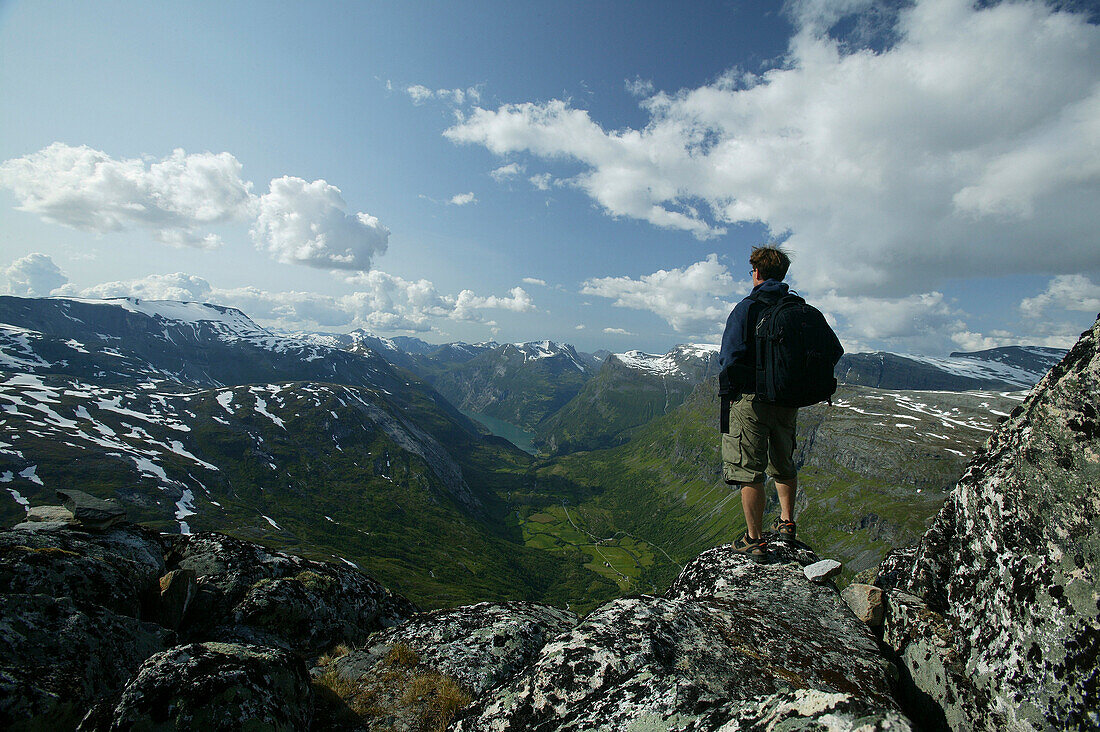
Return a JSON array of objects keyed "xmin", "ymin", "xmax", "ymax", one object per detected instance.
[{"xmin": 460, "ymin": 409, "xmax": 538, "ymax": 454}]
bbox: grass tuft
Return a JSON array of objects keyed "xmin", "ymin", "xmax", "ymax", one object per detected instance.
[{"xmin": 384, "ymin": 641, "xmax": 420, "ymax": 668}]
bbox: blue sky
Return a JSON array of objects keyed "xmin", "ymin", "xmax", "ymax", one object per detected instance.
[{"xmin": 1, "ymin": 0, "xmax": 1098, "ymax": 355}]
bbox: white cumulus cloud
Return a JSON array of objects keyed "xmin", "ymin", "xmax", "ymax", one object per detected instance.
[
  {"xmin": 62, "ymin": 272, "xmax": 214, "ymax": 302},
  {"xmin": 251, "ymin": 176, "xmax": 390, "ymax": 270},
  {"xmin": 522, "ymin": 277, "xmax": 547, "ymax": 286},
  {"xmin": 0, "ymin": 143, "xmax": 254, "ymax": 248},
  {"xmin": 603, "ymin": 327, "xmax": 634, "ymax": 335},
  {"xmin": 814, "ymin": 290, "xmax": 966, "ymax": 354},
  {"xmin": 406, "ymin": 84, "xmax": 481, "ymax": 106},
  {"xmin": 2, "ymin": 253, "xmax": 68, "ymax": 296},
  {"xmin": 528, "ymin": 173, "xmax": 554, "ymax": 191},
  {"xmin": 490, "ymin": 163, "xmax": 525, "ymax": 181},
  {"xmin": 449, "ymin": 192, "xmax": 477, "ymax": 206},
  {"xmin": 1, "ymin": 145, "xmax": 394, "ymax": 273},
  {"xmin": 406, "ymin": 85, "xmax": 434, "ymax": 104},
  {"xmin": 444, "ymin": 0, "xmax": 1100, "ymax": 296},
  {"xmin": 1019, "ymin": 274, "xmax": 1100, "ymax": 318},
  {"xmin": 581, "ymin": 254, "xmax": 740, "ymax": 334},
  {"xmin": 60, "ymin": 269, "xmax": 538, "ymax": 334}
]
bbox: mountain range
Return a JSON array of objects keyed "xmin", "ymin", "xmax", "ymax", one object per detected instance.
[{"xmin": 0, "ymin": 294, "xmax": 1066, "ymax": 610}]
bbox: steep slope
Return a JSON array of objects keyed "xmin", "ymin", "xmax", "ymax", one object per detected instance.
[
  {"xmin": 878, "ymin": 315, "xmax": 1100, "ymax": 729},
  {"xmin": 429, "ymin": 340, "xmax": 591, "ymax": 431},
  {"xmin": 535, "ymin": 344, "xmax": 719, "ymax": 454}
]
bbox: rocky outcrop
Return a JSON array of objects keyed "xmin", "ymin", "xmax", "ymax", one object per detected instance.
[
  {"xmin": 0, "ymin": 517, "xmax": 418, "ymax": 731},
  {"xmin": 452, "ymin": 543, "xmax": 911, "ymax": 731},
  {"xmin": 1, "ymin": 594, "xmax": 170, "ymax": 731},
  {"xmin": 169, "ymin": 532, "xmax": 418, "ymax": 654},
  {"xmin": 879, "ymin": 314, "xmax": 1100, "ymax": 730},
  {"xmin": 0, "ymin": 521, "xmax": 165, "ymax": 618},
  {"xmin": 106, "ymin": 642, "xmax": 313, "ymax": 731},
  {"xmin": 314, "ymin": 602, "xmax": 578, "ymax": 730},
  {"xmin": 330, "ymin": 601, "xmax": 578, "ymax": 697}
]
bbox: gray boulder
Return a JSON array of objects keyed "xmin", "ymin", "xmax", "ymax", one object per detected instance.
[
  {"xmin": 106, "ymin": 642, "xmax": 312, "ymax": 731},
  {"xmin": 881, "ymin": 314, "xmax": 1100, "ymax": 730},
  {"xmin": 0, "ymin": 594, "xmax": 170, "ymax": 731},
  {"xmin": 803, "ymin": 559, "xmax": 842, "ymax": 583},
  {"xmin": 168, "ymin": 532, "xmax": 418, "ymax": 652},
  {"xmin": 453, "ymin": 545, "xmax": 909, "ymax": 731},
  {"xmin": 56, "ymin": 489, "xmax": 127, "ymax": 530},
  {"xmin": 0, "ymin": 522, "xmax": 166, "ymax": 618}
]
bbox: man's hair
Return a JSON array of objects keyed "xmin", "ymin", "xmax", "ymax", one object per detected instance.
[{"xmin": 750, "ymin": 245, "xmax": 791, "ymax": 281}]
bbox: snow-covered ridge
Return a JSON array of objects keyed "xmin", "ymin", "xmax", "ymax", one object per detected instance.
[
  {"xmin": 507, "ymin": 340, "xmax": 587, "ymax": 371},
  {"xmin": 57, "ymin": 297, "xmax": 334, "ymax": 359},
  {"xmin": 613, "ymin": 343, "xmax": 719, "ymax": 377}
]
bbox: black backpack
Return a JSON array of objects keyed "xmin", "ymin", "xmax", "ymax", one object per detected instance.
[{"xmin": 750, "ymin": 291, "xmax": 843, "ymax": 408}]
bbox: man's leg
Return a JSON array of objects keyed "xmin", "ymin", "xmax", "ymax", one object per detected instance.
[
  {"xmin": 775, "ymin": 476, "xmax": 797, "ymax": 522},
  {"xmin": 741, "ymin": 480, "xmax": 766, "ymax": 539}
]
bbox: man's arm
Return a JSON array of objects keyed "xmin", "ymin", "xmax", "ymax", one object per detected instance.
[{"xmin": 718, "ymin": 299, "xmax": 751, "ymax": 372}]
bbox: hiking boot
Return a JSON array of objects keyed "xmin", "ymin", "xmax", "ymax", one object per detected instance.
[
  {"xmin": 773, "ymin": 518, "xmax": 796, "ymax": 544},
  {"xmin": 733, "ymin": 531, "xmax": 767, "ymax": 559}
]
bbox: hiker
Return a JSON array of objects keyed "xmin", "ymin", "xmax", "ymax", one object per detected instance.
[{"xmin": 718, "ymin": 245, "xmax": 842, "ymax": 558}]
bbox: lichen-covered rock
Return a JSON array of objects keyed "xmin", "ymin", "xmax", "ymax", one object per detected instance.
[
  {"xmin": 169, "ymin": 532, "xmax": 418, "ymax": 652},
  {"xmin": 106, "ymin": 642, "xmax": 313, "ymax": 731},
  {"xmin": 718, "ymin": 689, "xmax": 915, "ymax": 731},
  {"xmin": 332, "ymin": 601, "xmax": 578, "ymax": 697},
  {"xmin": 881, "ymin": 590, "xmax": 961, "ymax": 730},
  {"xmin": 0, "ymin": 594, "xmax": 170, "ymax": 731},
  {"xmin": 453, "ymin": 546, "xmax": 908, "ymax": 731},
  {"xmin": 883, "ymin": 314, "xmax": 1100, "ymax": 730},
  {"xmin": 0, "ymin": 522, "xmax": 166, "ymax": 618}
]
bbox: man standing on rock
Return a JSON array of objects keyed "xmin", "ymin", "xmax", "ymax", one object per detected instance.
[{"xmin": 718, "ymin": 245, "xmax": 841, "ymax": 558}]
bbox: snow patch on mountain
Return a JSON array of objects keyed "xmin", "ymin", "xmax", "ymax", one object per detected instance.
[
  {"xmin": 895, "ymin": 353, "xmax": 1048, "ymax": 389},
  {"xmin": 0, "ymin": 324, "xmax": 50, "ymax": 370}
]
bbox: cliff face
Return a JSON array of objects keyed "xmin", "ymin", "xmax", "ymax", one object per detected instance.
[{"xmin": 880, "ymin": 314, "xmax": 1100, "ymax": 730}]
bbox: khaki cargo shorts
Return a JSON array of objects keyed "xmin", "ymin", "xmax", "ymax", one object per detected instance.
[{"xmin": 722, "ymin": 394, "xmax": 798, "ymax": 485}]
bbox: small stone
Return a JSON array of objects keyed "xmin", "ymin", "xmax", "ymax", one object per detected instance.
[
  {"xmin": 157, "ymin": 569, "xmax": 197, "ymax": 630},
  {"xmin": 842, "ymin": 583, "xmax": 885, "ymax": 626},
  {"xmin": 55, "ymin": 489, "xmax": 126, "ymax": 530},
  {"xmin": 804, "ymin": 559, "xmax": 842, "ymax": 583},
  {"xmin": 26, "ymin": 505, "xmax": 75, "ymax": 523}
]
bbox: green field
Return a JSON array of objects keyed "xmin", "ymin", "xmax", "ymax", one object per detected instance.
[{"xmin": 510, "ymin": 503, "xmax": 662, "ymax": 594}]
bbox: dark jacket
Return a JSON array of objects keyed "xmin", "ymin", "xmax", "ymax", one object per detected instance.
[{"xmin": 718, "ymin": 279, "xmax": 789, "ymax": 394}]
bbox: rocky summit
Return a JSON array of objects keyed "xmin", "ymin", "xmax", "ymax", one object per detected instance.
[
  {"xmin": 878, "ymin": 313, "xmax": 1100, "ymax": 730},
  {"xmin": 450, "ymin": 543, "xmax": 910, "ymax": 732},
  {"xmin": 1, "ymin": 505, "xmax": 919, "ymax": 730}
]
